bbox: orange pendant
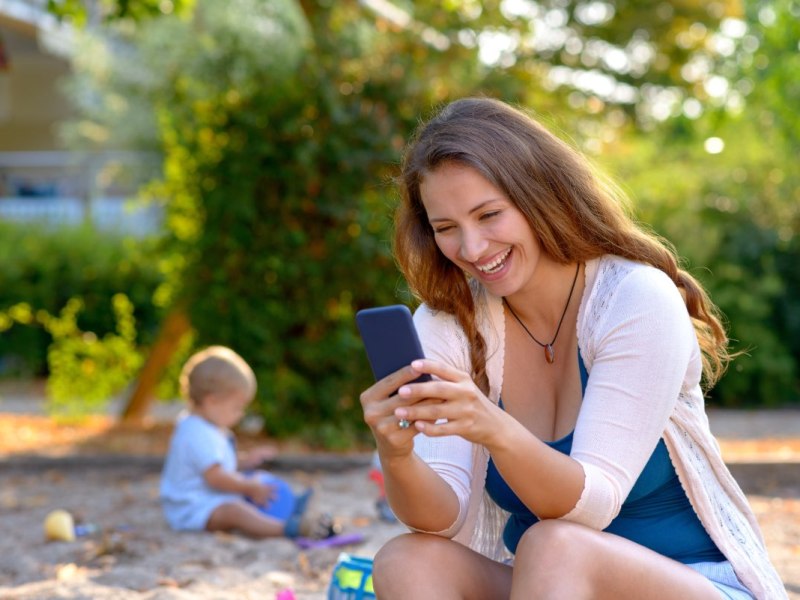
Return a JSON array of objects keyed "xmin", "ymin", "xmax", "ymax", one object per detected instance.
[{"xmin": 544, "ymin": 344, "xmax": 555, "ymax": 364}]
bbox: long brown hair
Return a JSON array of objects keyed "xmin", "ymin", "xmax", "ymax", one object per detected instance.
[{"xmin": 394, "ymin": 97, "xmax": 729, "ymax": 392}]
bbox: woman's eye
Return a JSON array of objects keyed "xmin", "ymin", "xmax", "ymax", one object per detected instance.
[
  {"xmin": 480, "ymin": 211, "xmax": 501, "ymax": 221},
  {"xmin": 433, "ymin": 225, "xmax": 454, "ymax": 234}
]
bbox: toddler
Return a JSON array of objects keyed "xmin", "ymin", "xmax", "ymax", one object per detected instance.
[{"xmin": 159, "ymin": 345, "xmax": 331, "ymax": 539}]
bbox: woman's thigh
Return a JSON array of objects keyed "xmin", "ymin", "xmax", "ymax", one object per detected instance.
[
  {"xmin": 373, "ymin": 533, "xmax": 512, "ymax": 600},
  {"xmin": 513, "ymin": 520, "xmax": 724, "ymax": 600}
]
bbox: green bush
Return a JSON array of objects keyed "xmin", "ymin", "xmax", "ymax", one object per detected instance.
[
  {"xmin": 0, "ymin": 221, "xmax": 164, "ymax": 378},
  {"xmin": 53, "ymin": 0, "xmax": 798, "ymax": 436},
  {"xmin": 603, "ymin": 111, "xmax": 800, "ymax": 407},
  {"xmin": 152, "ymin": 16, "xmax": 407, "ymax": 440},
  {"xmin": 700, "ymin": 212, "xmax": 800, "ymax": 406},
  {"xmin": 73, "ymin": 0, "xmax": 488, "ymax": 441}
]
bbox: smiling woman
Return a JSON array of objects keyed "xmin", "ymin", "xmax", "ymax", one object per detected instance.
[{"xmin": 359, "ymin": 97, "xmax": 788, "ymax": 600}]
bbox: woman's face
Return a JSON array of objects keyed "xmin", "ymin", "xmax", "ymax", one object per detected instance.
[{"xmin": 419, "ymin": 162, "xmax": 546, "ymax": 299}]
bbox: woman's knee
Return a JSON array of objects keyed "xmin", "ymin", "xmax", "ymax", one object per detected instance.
[
  {"xmin": 373, "ymin": 533, "xmax": 496, "ymax": 599},
  {"xmin": 374, "ymin": 533, "xmax": 445, "ymax": 580},
  {"xmin": 372, "ymin": 534, "xmax": 444, "ymax": 597},
  {"xmin": 511, "ymin": 521, "xmax": 600, "ymax": 598},
  {"xmin": 374, "ymin": 533, "xmax": 413, "ymax": 571},
  {"xmin": 515, "ymin": 520, "xmax": 595, "ymax": 572}
]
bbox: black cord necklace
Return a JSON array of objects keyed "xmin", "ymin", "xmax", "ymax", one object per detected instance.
[{"xmin": 504, "ymin": 263, "xmax": 581, "ymax": 364}]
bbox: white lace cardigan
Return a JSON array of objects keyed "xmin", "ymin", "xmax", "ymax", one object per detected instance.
[{"xmin": 408, "ymin": 254, "xmax": 787, "ymax": 600}]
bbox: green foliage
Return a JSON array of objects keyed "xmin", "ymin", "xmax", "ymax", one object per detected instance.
[
  {"xmin": 0, "ymin": 222, "xmax": 164, "ymax": 378},
  {"xmin": 601, "ymin": 68, "xmax": 800, "ymax": 407},
  {"xmin": 0, "ymin": 294, "xmax": 145, "ymax": 415},
  {"xmin": 47, "ymin": 0, "xmax": 194, "ymax": 25},
  {"xmin": 742, "ymin": 0, "xmax": 800, "ymax": 146},
  {"xmin": 43, "ymin": 295, "xmax": 145, "ymax": 414},
  {"xmin": 146, "ymin": 1, "xmax": 434, "ymax": 437},
  {"xmin": 52, "ymin": 0, "xmax": 798, "ymax": 438}
]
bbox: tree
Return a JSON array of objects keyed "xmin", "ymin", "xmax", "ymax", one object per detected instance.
[
  {"xmin": 55, "ymin": 0, "xmax": 798, "ymax": 443},
  {"xmin": 599, "ymin": 0, "xmax": 800, "ymax": 405}
]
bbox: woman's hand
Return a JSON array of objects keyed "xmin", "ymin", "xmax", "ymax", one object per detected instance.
[
  {"xmin": 392, "ymin": 359, "xmax": 505, "ymax": 448},
  {"xmin": 360, "ymin": 361, "xmax": 465, "ymax": 529},
  {"xmin": 360, "ymin": 363, "xmax": 442, "ymax": 461}
]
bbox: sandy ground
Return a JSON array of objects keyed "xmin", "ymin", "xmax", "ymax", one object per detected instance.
[
  {"xmin": 2, "ymin": 460, "xmax": 798, "ymax": 599},
  {"xmin": 1, "ymin": 461, "xmax": 406, "ymax": 599},
  {"xmin": 0, "ymin": 396, "xmax": 798, "ymax": 598}
]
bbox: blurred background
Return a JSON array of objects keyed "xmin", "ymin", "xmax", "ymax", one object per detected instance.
[{"xmin": 0, "ymin": 0, "xmax": 798, "ymax": 448}]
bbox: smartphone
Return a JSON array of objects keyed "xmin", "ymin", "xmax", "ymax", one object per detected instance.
[{"xmin": 355, "ymin": 304, "xmax": 432, "ymax": 385}]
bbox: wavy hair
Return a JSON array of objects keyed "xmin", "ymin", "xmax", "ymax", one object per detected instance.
[{"xmin": 394, "ymin": 97, "xmax": 729, "ymax": 393}]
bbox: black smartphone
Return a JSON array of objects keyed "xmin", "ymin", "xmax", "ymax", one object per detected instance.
[{"xmin": 355, "ymin": 304, "xmax": 432, "ymax": 385}]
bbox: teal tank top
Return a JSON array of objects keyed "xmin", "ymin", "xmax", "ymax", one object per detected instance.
[{"xmin": 485, "ymin": 355, "xmax": 725, "ymax": 564}]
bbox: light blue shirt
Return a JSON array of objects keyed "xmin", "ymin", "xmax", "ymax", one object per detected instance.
[{"xmin": 159, "ymin": 413, "xmax": 241, "ymax": 531}]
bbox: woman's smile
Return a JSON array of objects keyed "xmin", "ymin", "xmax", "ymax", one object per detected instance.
[{"xmin": 475, "ymin": 247, "xmax": 513, "ymax": 276}]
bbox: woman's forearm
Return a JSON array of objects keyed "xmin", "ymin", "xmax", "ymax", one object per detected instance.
[
  {"xmin": 380, "ymin": 450, "xmax": 463, "ymax": 533},
  {"xmin": 488, "ymin": 419, "xmax": 585, "ymax": 520}
]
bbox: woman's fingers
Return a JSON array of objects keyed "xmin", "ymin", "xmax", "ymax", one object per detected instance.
[
  {"xmin": 358, "ymin": 366, "xmax": 436, "ymax": 446},
  {"xmin": 360, "ymin": 364, "xmax": 429, "ymax": 407},
  {"xmin": 360, "ymin": 359, "xmax": 483, "ymax": 445},
  {"xmin": 373, "ymin": 396, "xmax": 441, "ymax": 430},
  {"xmin": 396, "ymin": 374, "xmax": 473, "ymax": 407},
  {"xmin": 360, "ymin": 363, "xmax": 442, "ymax": 425},
  {"xmin": 390, "ymin": 360, "xmax": 500, "ymax": 441},
  {"xmin": 395, "ymin": 398, "xmax": 465, "ymax": 427},
  {"xmin": 408, "ymin": 359, "xmax": 471, "ymax": 383}
]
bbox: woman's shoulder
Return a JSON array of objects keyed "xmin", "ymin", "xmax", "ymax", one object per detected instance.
[
  {"xmin": 580, "ymin": 256, "xmax": 694, "ymax": 362},
  {"xmin": 594, "ymin": 255, "xmax": 677, "ymax": 298},
  {"xmin": 584, "ymin": 255, "xmax": 685, "ymax": 328},
  {"xmin": 412, "ymin": 301, "xmax": 459, "ymax": 333},
  {"xmin": 413, "ymin": 282, "xmax": 499, "ymax": 330}
]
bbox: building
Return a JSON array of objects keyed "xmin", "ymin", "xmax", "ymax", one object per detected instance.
[
  {"xmin": 0, "ymin": 0, "xmax": 72, "ymax": 153},
  {"xmin": 0, "ymin": 0, "xmax": 160, "ymax": 235}
]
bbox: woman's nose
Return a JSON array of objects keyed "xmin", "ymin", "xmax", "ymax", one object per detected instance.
[{"xmin": 458, "ymin": 228, "xmax": 488, "ymax": 263}]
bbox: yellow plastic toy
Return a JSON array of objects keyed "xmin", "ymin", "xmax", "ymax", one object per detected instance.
[{"xmin": 44, "ymin": 509, "xmax": 76, "ymax": 541}]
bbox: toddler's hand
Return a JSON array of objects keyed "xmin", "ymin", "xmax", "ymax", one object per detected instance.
[{"xmin": 245, "ymin": 479, "xmax": 275, "ymax": 506}]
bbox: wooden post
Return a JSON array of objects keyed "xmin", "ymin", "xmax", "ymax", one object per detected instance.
[{"xmin": 120, "ymin": 308, "xmax": 191, "ymax": 424}]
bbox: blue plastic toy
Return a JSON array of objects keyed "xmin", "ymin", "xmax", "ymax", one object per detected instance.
[
  {"xmin": 246, "ymin": 472, "xmax": 297, "ymax": 521},
  {"xmin": 327, "ymin": 554, "xmax": 375, "ymax": 600}
]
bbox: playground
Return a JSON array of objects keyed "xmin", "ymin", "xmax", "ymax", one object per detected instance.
[{"xmin": 0, "ymin": 403, "xmax": 798, "ymax": 599}]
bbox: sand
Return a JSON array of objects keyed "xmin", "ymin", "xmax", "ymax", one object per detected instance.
[
  {"xmin": 1, "ymin": 460, "xmax": 405, "ymax": 599},
  {"xmin": 1, "ymin": 402, "xmax": 798, "ymax": 599}
]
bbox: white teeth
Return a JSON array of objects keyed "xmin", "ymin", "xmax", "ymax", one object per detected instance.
[{"xmin": 477, "ymin": 248, "xmax": 511, "ymax": 274}]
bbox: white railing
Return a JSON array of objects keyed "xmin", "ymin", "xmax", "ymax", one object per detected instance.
[
  {"xmin": 0, "ymin": 150, "xmax": 163, "ymax": 236},
  {"xmin": 0, "ymin": 196, "xmax": 163, "ymax": 236}
]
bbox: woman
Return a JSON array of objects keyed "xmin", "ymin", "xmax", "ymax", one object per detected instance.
[{"xmin": 359, "ymin": 97, "xmax": 786, "ymax": 599}]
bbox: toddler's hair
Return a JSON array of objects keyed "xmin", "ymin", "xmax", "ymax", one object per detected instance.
[{"xmin": 179, "ymin": 346, "xmax": 256, "ymax": 406}]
